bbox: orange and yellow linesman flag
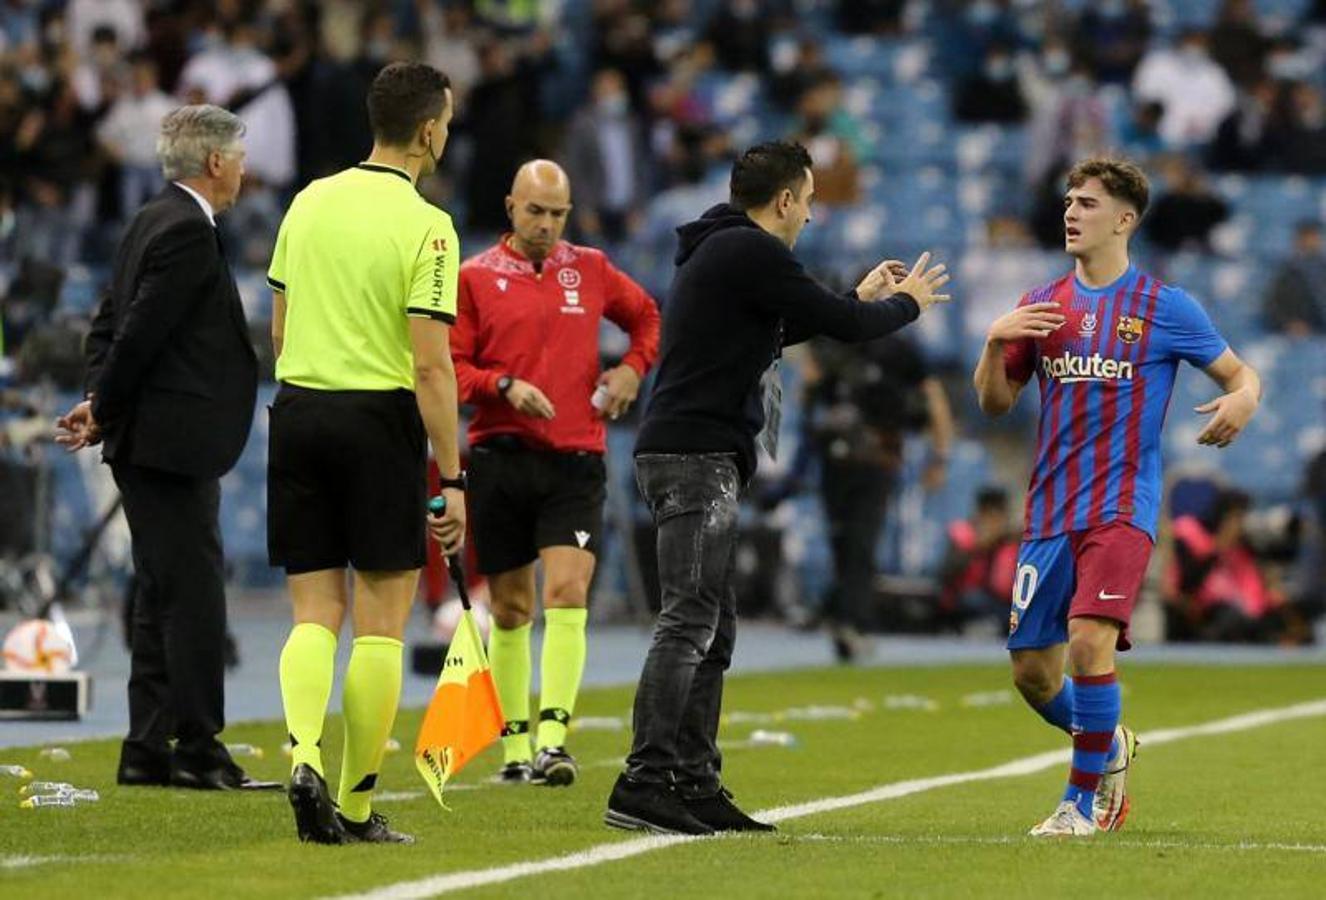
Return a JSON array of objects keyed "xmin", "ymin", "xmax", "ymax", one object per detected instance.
[{"xmin": 414, "ymin": 606, "xmax": 504, "ymax": 807}]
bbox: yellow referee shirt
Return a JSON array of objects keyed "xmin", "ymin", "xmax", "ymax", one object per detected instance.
[{"xmin": 267, "ymin": 162, "xmax": 459, "ymax": 391}]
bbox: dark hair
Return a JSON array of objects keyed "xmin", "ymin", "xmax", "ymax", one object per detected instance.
[
  {"xmin": 1203, "ymin": 488, "xmax": 1251, "ymax": 531},
  {"xmin": 1066, "ymin": 156, "xmax": 1150, "ymax": 218},
  {"xmin": 367, "ymin": 62, "xmax": 451, "ymax": 146},
  {"xmin": 975, "ymin": 487, "xmax": 1008, "ymax": 512},
  {"xmin": 729, "ymin": 141, "xmax": 813, "ymax": 211}
]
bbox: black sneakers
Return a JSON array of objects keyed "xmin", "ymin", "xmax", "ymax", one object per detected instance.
[
  {"xmin": 683, "ymin": 788, "xmax": 776, "ymax": 832},
  {"xmin": 495, "ymin": 761, "xmax": 534, "ymax": 784},
  {"xmin": 288, "ymin": 763, "xmax": 349, "ymax": 845},
  {"xmin": 532, "ymin": 747, "xmax": 579, "ymax": 787},
  {"xmin": 604, "ymin": 774, "xmax": 714, "ymax": 835},
  {"xmin": 336, "ymin": 810, "xmax": 415, "ymax": 844}
]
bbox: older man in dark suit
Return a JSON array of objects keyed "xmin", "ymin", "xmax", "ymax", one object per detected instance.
[{"xmin": 56, "ymin": 105, "xmax": 276, "ymax": 791}]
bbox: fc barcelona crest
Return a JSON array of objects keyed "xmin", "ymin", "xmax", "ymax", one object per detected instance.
[{"xmin": 1116, "ymin": 315, "xmax": 1145, "ymax": 344}]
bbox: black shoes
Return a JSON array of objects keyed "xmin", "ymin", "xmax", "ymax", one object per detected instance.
[
  {"xmin": 532, "ymin": 747, "xmax": 579, "ymax": 787},
  {"xmin": 336, "ymin": 811, "xmax": 415, "ymax": 844},
  {"xmin": 172, "ymin": 764, "xmax": 283, "ymax": 791},
  {"xmin": 495, "ymin": 761, "xmax": 534, "ymax": 784},
  {"xmin": 683, "ymin": 788, "xmax": 776, "ymax": 832},
  {"xmin": 289, "ymin": 764, "xmax": 349, "ymax": 845},
  {"xmin": 604, "ymin": 774, "xmax": 714, "ymax": 836},
  {"xmin": 116, "ymin": 763, "xmax": 169, "ymax": 787}
]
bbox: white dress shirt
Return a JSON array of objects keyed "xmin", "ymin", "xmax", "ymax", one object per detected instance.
[{"xmin": 172, "ymin": 181, "xmax": 216, "ymax": 226}]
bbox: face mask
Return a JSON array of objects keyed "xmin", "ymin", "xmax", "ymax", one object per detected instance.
[
  {"xmin": 0, "ymin": 209, "xmax": 14, "ymax": 242},
  {"xmin": 1043, "ymin": 51, "xmax": 1070, "ymax": 77},
  {"xmin": 598, "ymin": 94, "xmax": 628, "ymax": 117},
  {"xmin": 1268, "ymin": 54, "xmax": 1311, "ymax": 80},
  {"xmin": 985, "ymin": 58, "xmax": 1013, "ymax": 81},
  {"xmin": 967, "ymin": 2, "xmax": 997, "ymax": 26},
  {"xmin": 367, "ymin": 38, "xmax": 391, "ymax": 62}
]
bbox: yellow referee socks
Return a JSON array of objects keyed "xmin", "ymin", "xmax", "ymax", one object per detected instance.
[
  {"xmin": 488, "ymin": 622, "xmax": 533, "ymax": 764},
  {"xmin": 337, "ymin": 636, "xmax": 403, "ymax": 824},
  {"xmin": 278, "ymin": 622, "xmax": 337, "ymax": 776},
  {"xmin": 537, "ymin": 607, "xmax": 588, "ymax": 750}
]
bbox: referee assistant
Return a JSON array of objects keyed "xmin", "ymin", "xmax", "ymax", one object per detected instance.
[
  {"xmin": 452, "ymin": 160, "xmax": 660, "ymax": 787},
  {"xmin": 266, "ymin": 62, "xmax": 465, "ymax": 846}
]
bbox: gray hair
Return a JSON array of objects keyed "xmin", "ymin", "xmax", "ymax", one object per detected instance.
[{"xmin": 156, "ymin": 105, "xmax": 246, "ymax": 180}]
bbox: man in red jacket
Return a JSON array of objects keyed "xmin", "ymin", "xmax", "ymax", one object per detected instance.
[{"xmin": 452, "ymin": 159, "xmax": 660, "ymax": 786}]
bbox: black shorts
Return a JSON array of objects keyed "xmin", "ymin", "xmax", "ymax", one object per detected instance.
[
  {"xmin": 267, "ymin": 384, "xmax": 427, "ymax": 574},
  {"xmin": 468, "ymin": 437, "xmax": 606, "ymax": 575}
]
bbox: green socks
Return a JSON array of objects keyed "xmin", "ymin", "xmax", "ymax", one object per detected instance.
[
  {"xmin": 337, "ymin": 636, "xmax": 403, "ymax": 823},
  {"xmin": 538, "ymin": 607, "xmax": 587, "ymax": 750},
  {"xmin": 278, "ymin": 622, "xmax": 337, "ymax": 776},
  {"xmin": 489, "ymin": 622, "xmax": 533, "ymax": 764}
]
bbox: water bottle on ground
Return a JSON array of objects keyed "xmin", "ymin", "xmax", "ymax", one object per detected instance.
[
  {"xmin": 226, "ymin": 743, "xmax": 264, "ymax": 759},
  {"xmin": 39, "ymin": 747, "xmax": 72, "ymax": 761},
  {"xmin": 749, "ymin": 729, "xmax": 799, "ymax": 747},
  {"xmin": 1, "ymin": 765, "xmax": 32, "ymax": 779},
  {"xmin": 20, "ymin": 781, "xmax": 74, "ymax": 795},
  {"xmin": 20, "ymin": 794, "xmax": 77, "ymax": 809}
]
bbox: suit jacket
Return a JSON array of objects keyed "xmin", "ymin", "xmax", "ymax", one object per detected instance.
[{"xmin": 85, "ymin": 184, "xmax": 258, "ymax": 480}]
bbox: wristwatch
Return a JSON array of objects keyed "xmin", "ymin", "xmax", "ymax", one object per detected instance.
[
  {"xmin": 496, "ymin": 374, "xmax": 515, "ymax": 396},
  {"xmin": 438, "ymin": 471, "xmax": 467, "ymax": 492}
]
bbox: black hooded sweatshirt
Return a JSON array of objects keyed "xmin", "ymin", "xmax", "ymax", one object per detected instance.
[{"xmin": 635, "ymin": 203, "xmax": 922, "ymax": 481}]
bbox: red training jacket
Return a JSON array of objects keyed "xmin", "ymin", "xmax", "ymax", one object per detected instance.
[{"xmin": 452, "ymin": 237, "xmax": 660, "ymax": 454}]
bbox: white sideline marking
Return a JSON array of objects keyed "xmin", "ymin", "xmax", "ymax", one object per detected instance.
[
  {"xmin": 797, "ymin": 833, "xmax": 1326, "ymax": 854},
  {"xmin": 326, "ymin": 698, "xmax": 1326, "ymax": 900},
  {"xmin": 1, "ymin": 854, "xmax": 129, "ymax": 870}
]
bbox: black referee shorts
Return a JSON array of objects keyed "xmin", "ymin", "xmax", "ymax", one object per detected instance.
[
  {"xmin": 267, "ymin": 384, "xmax": 427, "ymax": 574},
  {"xmin": 468, "ymin": 437, "xmax": 606, "ymax": 576}
]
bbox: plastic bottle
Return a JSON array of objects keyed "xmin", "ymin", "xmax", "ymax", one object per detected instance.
[
  {"xmin": 383, "ymin": 737, "xmax": 401, "ymax": 753},
  {"xmin": 20, "ymin": 794, "xmax": 77, "ymax": 808},
  {"xmin": 39, "ymin": 747, "xmax": 72, "ymax": 761},
  {"xmin": 62, "ymin": 789, "xmax": 100, "ymax": 802},
  {"xmin": 19, "ymin": 781, "xmax": 73, "ymax": 795},
  {"xmin": 0, "ymin": 765, "xmax": 32, "ymax": 779},
  {"xmin": 226, "ymin": 743, "xmax": 264, "ymax": 759},
  {"xmin": 749, "ymin": 729, "xmax": 798, "ymax": 747}
]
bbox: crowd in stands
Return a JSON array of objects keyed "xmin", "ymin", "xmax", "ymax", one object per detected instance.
[{"xmin": 2, "ymin": 0, "xmax": 1324, "ymax": 644}]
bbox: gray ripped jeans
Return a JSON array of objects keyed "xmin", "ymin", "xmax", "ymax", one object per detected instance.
[{"xmin": 626, "ymin": 452, "xmax": 742, "ymax": 797}]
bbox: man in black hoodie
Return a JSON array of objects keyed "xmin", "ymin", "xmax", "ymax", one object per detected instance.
[{"xmin": 605, "ymin": 142, "xmax": 950, "ymax": 835}]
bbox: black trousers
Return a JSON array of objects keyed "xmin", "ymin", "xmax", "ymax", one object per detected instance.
[
  {"xmin": 819, "ymin": 458, "xmax": 893, "ymax": 630},
  {"xmin": 112, "ymin": 462, "xmax": 230, "ymax": 773},
  {"xmin": 626, "ymin": 453, "xmax": 741, "ymax": 798}
]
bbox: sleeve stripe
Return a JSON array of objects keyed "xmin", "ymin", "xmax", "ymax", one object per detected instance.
[
  {"xmin": 267, "ymin": 276, "xmax": 286, "ymax": 291},
  {"xmin": 406, "ymin": 307, "xmax": 456, "ymax": 324}
]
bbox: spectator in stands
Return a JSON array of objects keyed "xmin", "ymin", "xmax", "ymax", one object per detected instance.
[
  {"xmin": 17, "ymin": 80, "xmax": 95, "ymax": 268},
  {"xmin": 954, "ymin": 44, "xmax": 1027, "ymax": 124},
  {"xmin": 66, "ymin": 0, "xmax": 143, "ymax": 56},
  {"xmin": 792, "ymin": 73, "xmax": 867, "ymax": 207},
  {"xmin": 1071, "ymin": 0, "xmax": 1151, "ymax": 85},
  {"xmin": 1208, "ymin": 77, "xmax": 1278, "ymax": 171},
  {"xmin": 1267, "ymin": 81, "xmax": 1326, "ymax": 175},
  {"xmin": 419, "ymin": 0, "xmax": 480, "ymax": 108},
  {"xmin": 770, "ymin": 37, "xmax": 833, "ymax": 111},
  {"xmin": 703, "ymin": 0, "xmax": 771, "ymax": 74},
  {"xmin": 1021, "ymin": 43, "xmax": 1110, "ymax": 189},
  {"xmin": 835, "ymin": 0, "xmax": 906, "ymax": 35},
  {"xmin": 1143, "ymin": 154, "xmax": 1229, "ymax": 253},
  {"xmin": 1117, "ymin": 99, "xmax": 1165, "ymax": 162},
  {"xmin": 937, "ymin": 486, "xmax": 1018, "ymax": 632},
  {"xmin": 1290, "ymin": 450, "xmax": 1326, "ymax": 640},
  {"xmin": 565, "ymin": 68, "xmax": 645, "ymax": 245},
  {"xmin": 463, "ymin": 37, "xmax": 546, "ymax": 233},
  {"xmin": 1208, "ymin": 0, "xmax": 1267, "ymax": 88},
  {"xmin": 71, "ymin": 25, "xmax": 123, "ymax": 114},
  {"xmin": 1132, "ymin": 29, "xmax": 1236, "ymax": 147},
  {"xmin": 1165, "ymin": 489, "xmax": 1296, "ymax": 644},
  {"xmin": 97, "ymin": 53, "xmax": 175, "ymax": 218},
  {"xmin": 1262, "ymin": 221, "xmax": 1326, "ymax": 336}
]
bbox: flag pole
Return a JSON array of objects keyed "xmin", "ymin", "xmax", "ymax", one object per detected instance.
[{"xmin": 428, "ymin": 496, "xmax": 471, "ymax": 611}]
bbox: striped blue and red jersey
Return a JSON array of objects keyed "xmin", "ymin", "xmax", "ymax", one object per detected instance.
[{"xmin": 1003, "ymin": 265, "xmax": 1228, "ymax": 541}]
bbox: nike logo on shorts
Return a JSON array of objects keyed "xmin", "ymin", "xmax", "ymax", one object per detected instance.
[
  {"xmin": 1097, "ymin": 591, "xmax": 1127, "ymax": 601},
  {"xmin": 574, "ymin": 530, "xmax": 590, "ymax": 548}
]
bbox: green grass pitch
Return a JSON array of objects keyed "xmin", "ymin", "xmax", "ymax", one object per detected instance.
[{"xmin": 2, "ymin": 663, "xmax": 1323, "ymax": 898}]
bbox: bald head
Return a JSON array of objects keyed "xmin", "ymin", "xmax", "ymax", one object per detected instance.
[
  {"xmin": 510, "ymin": 159, "xmax": 571, "ymax": 202},
  {"xmin": 506, "ymin": 159, "xmax": 573, "ymax": 263}
]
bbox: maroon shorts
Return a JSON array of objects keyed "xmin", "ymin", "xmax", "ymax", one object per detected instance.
[{"xmin": 1008, "ymin": 520, "xmax": 1154, "ymax": 651}]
